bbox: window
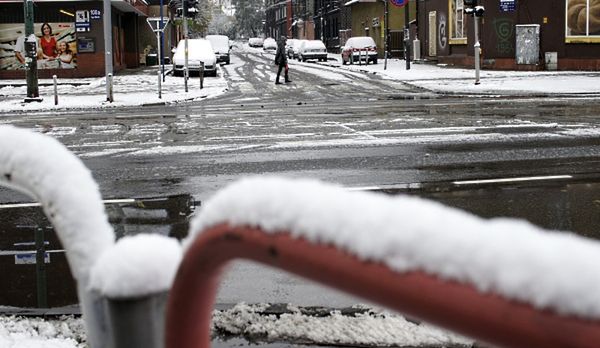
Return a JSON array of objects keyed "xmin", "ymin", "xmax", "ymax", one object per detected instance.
[
  {"xmin": 449, "ymin": 0, "xmax": 466, "ymax": 44},
  {"xmin": 566, "ymin": 0, "xmax": 600, "ymax": 42}
]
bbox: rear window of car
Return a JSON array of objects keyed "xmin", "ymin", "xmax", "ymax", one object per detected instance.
[
  {"xmin": 346, "ymin": 37, "xmax": 376, "ymax": 48},
  {"xmin": 304, "ymin": 41, "xmax": 326, "ymax": 50}
]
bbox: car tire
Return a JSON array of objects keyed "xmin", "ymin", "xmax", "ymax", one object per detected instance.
[{"xmin": 372, "ymin": 59, "xmax": 377, "ymax": 64}]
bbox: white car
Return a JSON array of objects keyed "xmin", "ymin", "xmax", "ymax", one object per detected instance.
[
  {"xmin": 248, "ymin": 37, "xmax": 264, "ymax": 47},
  {"xmin": 172, "ymin": 39, "xmax": 218, "ymax": 76},
  {"xmin": 290, "ymin": 39, "xmax": 307, "ymax": 59},
  {"xmin": 285, "ymin": 39, "xmax": 297, "ymax": 58},
  {"xmin": 297, "ymin": 40, "xmax": 327, "ymax": 62},
  {"xmin": 206, "ymin": 35, "xmax": 231, "ymax": 65},
  {"xmin": 263, "ymin": 37, "xmax": 277, "ymax": 51}
]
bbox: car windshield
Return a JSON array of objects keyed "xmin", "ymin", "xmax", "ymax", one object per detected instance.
[{"xmin": 304, "ymin": 41, "xmax": 325, "ymax": 50}]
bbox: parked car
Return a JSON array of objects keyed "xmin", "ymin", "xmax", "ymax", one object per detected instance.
[
  {"xmin": 263, "ymin": 37, "xmax": 278, "ymax": 51},
  {"xmin": 297, "ymin": 40, "xmax": 327, "ymax": 62},
  {"xmin": 172, "ymin": 39, "xmax": 218, "ymax": 77},
  {"xmin": 341, "ymin": 36, "xmax": 378, "ymax": 65},
  {"xmin": 206, "ymin": 35, "xmax": 231, "ymax": 64},
  {"xmin": 290, "ymin": 39, "xmax": 307, "ymax": 59},
  {"xmin": 248, "ymin": 37, "xmax": 264, "ymax": 47},
  {"xmin": 285, "ymin": 39, "xmax": 297, "ymax": 58}
]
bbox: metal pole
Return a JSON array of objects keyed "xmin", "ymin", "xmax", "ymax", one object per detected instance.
[
  {"xmin": 200, "ymin": 62, "xmax": 204, "ymax": 89},
  {"xmin": 404, "ymin": 0, "xmax": 410, "ymax": 70},
  {"xmin": 103, "ymin": 0, "xmax": 114, "ymax": 102},
  {"xmin": 35, "ymin": 227, "xmax": 47, "ymax": 308},
  {"xmin": 108, "ymin": 73, "xmax": 114, "ymax": 101},
  {"xmin": 183, "ymin": 0, "xmax": 189, "ymax": 92},
  {"xmin": 384, "ymin": 0, "xmax": 389, "ymax": 70},
  {"xmin": 184, "ymin": 67, "xmax": 188, "ymax": 92},
  {"xmin": 53, "ymin": 75, "xmax": 58, "ymax": 105},
  {"xmin": 474, "ymin": 15, "xmax": 481, "ymax": 85},
  {"xmin": 24, "ymin": 0, "xmax": 39, "ymax": 100},
  {"xmin": 160, "ymin": 0, "xmax": 165, "ymax": 82},
  {"xmin": 157, "ymin": 32, "xmax": 162, "ymax": 98}
]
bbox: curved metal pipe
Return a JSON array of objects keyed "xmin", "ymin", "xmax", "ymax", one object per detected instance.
[{"xmin": 166, "ymin": 224, "xmax": 600, "ymax": 348}]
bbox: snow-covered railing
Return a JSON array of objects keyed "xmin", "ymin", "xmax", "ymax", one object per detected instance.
[
  {"xmin": 166, "ymin": 176, "xmax": 600, "ymax": 348},
  {"xmin": 0, "ymin": 125, "xmax": 115, "ymax": 348},
  {"xmin": 0, "ymin": 126, "xmax": 182, "ymax": 348}
]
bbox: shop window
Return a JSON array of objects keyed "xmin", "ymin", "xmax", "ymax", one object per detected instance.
[
  {"xmin": 449, "ymin": 0, "xmax": 466, "ymax": 44},
  {"xmin": 566, "ymin": 0, "xmax": 600, "ymax": 42}
]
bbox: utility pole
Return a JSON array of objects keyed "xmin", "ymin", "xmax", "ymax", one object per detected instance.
[
  {"xmin": 160, "ymin": 0, "xmax": 165, "ymax": 82},
  {"xmin": 183, "ymin": 0, "xmax": 189, "ymax": 92},
  {"xmin": 23, "ymin": 0, "xmax": 40, "ymax": 101},
  {"xmin": 103, "ymin": 0, "xmax": 114, "ymax": 102},
  {"xmin": 383, "ymin": 0, "xmax": 389, "ymax": 70},
  {"xmin": 404, "ymin": 0, "xmax": 410, "ymax": 70},
  {"xmin": 464, "ymin": 0, "xmax": 484, "ymax": 84}
]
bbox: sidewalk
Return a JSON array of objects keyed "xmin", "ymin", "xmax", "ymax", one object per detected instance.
[
  {"xmin": 322, "ymin": 53, "xmax": 600, "ymax": 98},
  {"xmin": 0, "ymin": 66, "xmax": 229, "ymax": 113}
]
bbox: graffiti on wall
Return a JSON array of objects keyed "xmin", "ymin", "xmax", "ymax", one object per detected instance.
[
  {"xmin": 0, "ymin": 23, "xmax": 77, "ymax": 70},
  {"xmin": 494, "ymin": 18, "xmax": 515, "ymax": 55},
  {"xmin": 438, "ymin": 12, "xmax": 448, "ymax": 50}
]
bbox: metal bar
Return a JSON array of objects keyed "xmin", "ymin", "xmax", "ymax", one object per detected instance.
[
  {"xmin": 166, "ymin": 224, "xmax": 600, "ymax": 348},
  {"xmin": 474, "ymin": 15, "xmax": 481, "ymax": 85},
  {"xmin": 53, "ymin": 75, "xmax": 58, "ymax": 105},
  {"xmin": 35, "ymin": 227, "xmax": 48, "ymax": 308},
  {"xmin": 103, "ymin": 0, "xmax": 114, "ymax": 102}
]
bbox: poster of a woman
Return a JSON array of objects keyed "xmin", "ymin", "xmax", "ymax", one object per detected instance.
[{"xmin": 0, "ymin": 22, "xmax": 77, "ymax": 70}]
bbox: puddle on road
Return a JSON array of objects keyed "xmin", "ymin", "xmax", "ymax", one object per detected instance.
[
  {"xmin": 0, "ymin": 180, "xmax": 598, "ymax": 309},
  {"xmin": 0, "ymin": 194, "xmax": 198, "ymax": 308},
  {"xmin": 380, "ymin": 179, "xmax": 600, "ymax": 240}
]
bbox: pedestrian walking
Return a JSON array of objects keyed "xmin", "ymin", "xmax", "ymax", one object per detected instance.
[{"xmin": 275, "ymin": 36, "xmax": 291, "ymax": 85}]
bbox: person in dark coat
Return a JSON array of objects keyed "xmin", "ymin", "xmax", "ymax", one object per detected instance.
[{"xmin": 275, "ymin": 36, "xmax": 291, "ymax": 85}]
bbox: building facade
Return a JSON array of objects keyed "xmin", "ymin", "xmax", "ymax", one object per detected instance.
[
  {"xmin": 417, "ymin": 0, "xmax": 600, "ymax": 70},
  {"xmin": 344, "ymin": 0, "xmax": 415, "ymax": 57},
  {"xmin": 0, "ymin": 0, "xmax": 149, "ymax": 79}
]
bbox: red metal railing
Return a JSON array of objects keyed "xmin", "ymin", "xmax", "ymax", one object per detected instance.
[{"xmin": 166, "ymin": 223, "xmax": 600, "ymax": 348}]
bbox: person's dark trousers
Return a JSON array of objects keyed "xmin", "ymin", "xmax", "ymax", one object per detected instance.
[{"xmin": 276, "ymin": 63, "xmax": 290, "ymax": 84}]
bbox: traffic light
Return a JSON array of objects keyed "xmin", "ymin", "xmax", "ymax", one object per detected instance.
[
  {"xmin": 464, "ymin": 0, "xmax": 484, "ymax": 17},
  {"xmin": 183, "ymin": 0, "xmax": 198, "ymax": 16},
  {"xmin": 474, "ymin": 5, "xmax": 485, "ymax": 17}
]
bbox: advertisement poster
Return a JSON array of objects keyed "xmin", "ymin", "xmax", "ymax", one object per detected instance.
[
  {"xmin": 0, "ymin": 22, "xmax": 77, "ymax": 70},
  {"xmin": 567, "ymin": 0, "xmax": 600, "ymax": 36}
]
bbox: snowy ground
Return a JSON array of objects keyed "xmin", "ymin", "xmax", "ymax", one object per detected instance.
[{"xmin": 0, "ymin": 304, "xmax": 473, "ymax": 348}]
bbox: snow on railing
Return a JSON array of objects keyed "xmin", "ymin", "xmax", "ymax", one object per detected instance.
[
  {"xmin": 167, "ymin": 176, "xmax": 600, "ymax": 348},
  {"xmin": 0, "ymin": 125, "xmax": 115, "ymax": 347}
]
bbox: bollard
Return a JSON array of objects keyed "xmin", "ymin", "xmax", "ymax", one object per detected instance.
[
  {"xmin": 53, "ymin": 75, "xmax": 58, "ymax": 105},
  {"xmin": 107, "ymin": 73, "xmax": 114, "ymax": 102},
  {"xmin": 184, "ymin": 67, "xmax": 188, "ymax": 93},
  {"xmin": 106, "ymin": 292, "xmax": 168, "ymax": 348},
  {"xmin": 157, "ymin": 70, "xmax": 162, "ymax": 99},
  {"xmin": 199, "ymin": 62, "xmax": 204, "ymax": 89}
]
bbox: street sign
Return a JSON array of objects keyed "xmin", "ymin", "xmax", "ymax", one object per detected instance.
[
  {"xmin": 146, "ymin": 17, "xmax": 169, "ymax": 32},
  {"xmin": 390, "ymin": 0, "xmax": 407, "ymax": 7}
]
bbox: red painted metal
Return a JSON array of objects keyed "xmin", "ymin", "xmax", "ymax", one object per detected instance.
[{"xmin": 166, "ymin": 223, "xmax": 600, "ymax": 348}]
